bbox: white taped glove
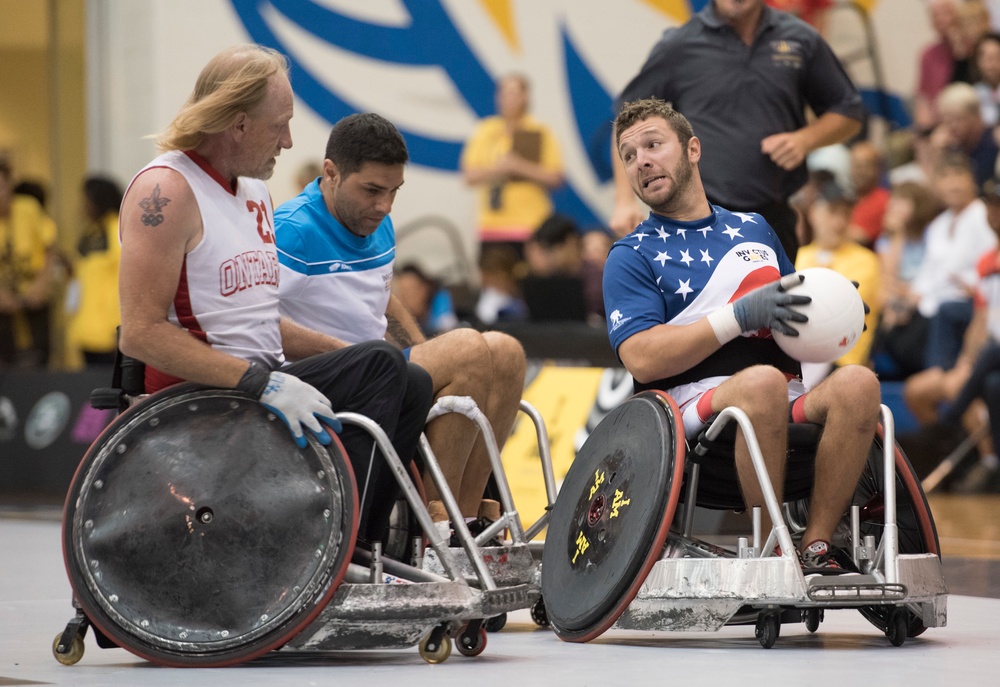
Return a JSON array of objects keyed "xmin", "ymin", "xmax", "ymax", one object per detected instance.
[
  {"xmin": 259, "ymin": 371, "xmax": 342, "ymax": 449},
  {"xmin": 707, "ymin": 273, "xmax": 810, "ymax": 344}
]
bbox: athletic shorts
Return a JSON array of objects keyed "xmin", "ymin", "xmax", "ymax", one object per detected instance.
[{"xmin": 671, "ymin": 375, "xmax": 807, "ymax": 436}]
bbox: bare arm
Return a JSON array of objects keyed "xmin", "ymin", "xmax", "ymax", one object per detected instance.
[
  {"xmin": 760, "ymin": 112, "xmax": 862, "ymax": 171},
  {"xmin": 279, "ymin": 316, "xmax": 350, "ymax": 361},
  {"xmin": 617, "ymin": 319, "xmax": 723, "ymax": 385},
  {"xmin": 118, "ymin": 168, "xmax": 251, "ymax": 387},
  {"xmin": 385, "ymin": 293, "xmax": 427, "ymax": 349},
  {"xmin": 462, "ymin": 153, "xmax": 563, "ymax": 190}
]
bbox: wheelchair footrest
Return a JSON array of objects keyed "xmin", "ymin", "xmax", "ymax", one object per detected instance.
[{"xmin": 806, "ymin": 577, "xmax": 907, "ymax": 602}]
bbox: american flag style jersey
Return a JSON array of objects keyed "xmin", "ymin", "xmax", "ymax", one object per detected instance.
[{"xmin": 603, "ymin": 205, "xmax": 800, "ymax": 392}]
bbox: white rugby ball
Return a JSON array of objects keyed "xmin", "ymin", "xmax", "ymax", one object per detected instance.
[{"xmin": 772, "ymin": 267, "xmax": 865, "ymax": 364}]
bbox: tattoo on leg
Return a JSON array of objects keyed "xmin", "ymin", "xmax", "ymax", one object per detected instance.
[{"xmin": 139, "ymin": 184, "xmax": 171, "ymax": 227}]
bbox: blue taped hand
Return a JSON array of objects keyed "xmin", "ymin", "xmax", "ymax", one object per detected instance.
[{"xmin": 258, "ymin": 371, "xmax": 341, "ymax": 449}]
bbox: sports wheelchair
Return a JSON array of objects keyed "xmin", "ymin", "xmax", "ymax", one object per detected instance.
[
  {"xmin": 541, "ymin": 390, "xmax": 948, "ymax": 649},
  {"xmin": 53, "ymin": 355, "xmax": 556, "ymax": 667}
]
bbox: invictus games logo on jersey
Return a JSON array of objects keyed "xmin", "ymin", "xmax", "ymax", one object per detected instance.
[
  {"xmin": 735, "ymin": 248, "xmax": 770, "ymax": 263},
  {"xmin": 770, "ymin": 40, "xmax": 803, "ymax": 69},
  {"xmin": 25, "ymin": 391, "xmax": 71, "ymax": 450}
]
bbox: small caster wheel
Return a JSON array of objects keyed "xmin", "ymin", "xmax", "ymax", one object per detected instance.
[
  {"xmin": 456, "ymin": 625, "xmax": 488, "ymax": 657},
  {"xmin": 419, "ymin": 631, "xmax": 453, "ymax": 664},
  {"xmin": 803, "ymin": 608, "xmax": 823, "ymax": 633},
  {"xmin": 52, "ymin": 633, "xmax": 84, "ymax": 666},
  {"xmin": 886, "ymin": 609, "xmax": 907, "ymax": 647},
  {"xmin": 530, "ymin": 597, "xmax": 550, "ymax": 627},
  {"xmin": 755, "ymin": 612, "xmax": 780, "ymax": 649},
  {"xmin": 484, "ymin": 613, "xmax": 507, "ymax": 633}
]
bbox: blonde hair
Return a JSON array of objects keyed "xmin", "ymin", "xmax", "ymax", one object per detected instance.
[
  {"xmin": 936, "ymin": 82, "xmax": 980, "ymax": 117},
  {"xmin": 155, "ymin": 45, "xmax": 288, "ymax": 152}
]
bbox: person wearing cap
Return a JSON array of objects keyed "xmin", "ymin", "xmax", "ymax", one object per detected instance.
[
  {"xmin": 902, "ymin": 176, "xmax": 1000, "ymax": 493},
  {"xmin": 794, "ymin": 179, "xmax": 881, "ymax": 385}
]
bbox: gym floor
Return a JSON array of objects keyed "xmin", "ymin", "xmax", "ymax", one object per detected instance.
[{"xmin": 2, "ymin": 493, "xmax": 997, "ymax": 685}]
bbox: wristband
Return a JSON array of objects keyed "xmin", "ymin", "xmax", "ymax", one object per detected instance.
[
  {"xmin": 707, "ymin": 304, "xmax": 742, "ymax": 345},
  {"xmin": 235, "ymin": 361, "xmax": 270, "ymax": 398}
]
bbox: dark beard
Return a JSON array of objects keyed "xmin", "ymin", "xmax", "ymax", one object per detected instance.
[{"xmin": 647, "ymin": 155, "xmax": 693, "ymax": 215}]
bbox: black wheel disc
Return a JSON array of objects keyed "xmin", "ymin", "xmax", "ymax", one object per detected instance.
[
  {"xmin": 541, "ymin": 391, "xmax": 685, "ymax": 642},
  {"xmin": 62, "ymin": 385, "xmax": 358, "ymax": 666}
]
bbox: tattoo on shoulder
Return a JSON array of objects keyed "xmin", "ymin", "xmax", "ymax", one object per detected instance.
[
  {"xmin": 139, "ymin": 184, "xmax": 171, "ymax": 227},
  {"xmin": 385, "ymin": 314, "xmax": 415, "ymax": 349}
]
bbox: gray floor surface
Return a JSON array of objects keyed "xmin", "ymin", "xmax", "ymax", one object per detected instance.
[{"xmin": 3, "ymin": 518, "xmax": 998, "ymax": 686}]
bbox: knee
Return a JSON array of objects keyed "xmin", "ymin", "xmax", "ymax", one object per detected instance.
[
  {"xmin": 830, "ymin": 365, "xmax": 881, "ymax": 421},
  {"xmin": 358, "ymin": 339, "xmax": 409, "ymax": 378},
  {"xmin": 737, "ymin": 366, "xmax": 791, "ymax": 417},
  {"xmin": 903, "ymin": 369, "xmax": 940, "ymax": 406},
  {"xmin": 482, "ymin": 331, "xmax": 526, "ymax": 378}
]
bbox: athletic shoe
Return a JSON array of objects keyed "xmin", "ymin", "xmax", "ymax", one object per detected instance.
[{"xmin": 798, "ymin": 540, "xmax": 858, "ymax": 576}]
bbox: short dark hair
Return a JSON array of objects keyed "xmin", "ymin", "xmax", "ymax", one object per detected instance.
[
  {"xmin": 13, "ymin": 180, "xmax": 47, "ymax": 208},
  {"xmin": 533, "ymin": 213, "xmax": 578, "ymax": 248},
  {"xmin": 614, "ymin": 97, "xmax": 694, "ymax": 152},
  {"xmin": 324, "ymin": 112, "xmax": 408, "ymax": 178},
  {"xmin": 84, "ymin": 175, "xmax": 124, "ymax": 219},
  {"xmin": 0, "ymin": 159, "xmax": 11, "ymax": 182},
  {"xmin": 814, "ymin": 179, "xmax": 854, "ymax": 209}
]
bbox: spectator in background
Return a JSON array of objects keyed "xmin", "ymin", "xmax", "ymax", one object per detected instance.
[
  {"xmin": 874, "ymin": 153, "xmax": 996, "ymax": 379},
  {"xmin": 294, "ymin": 160, "xmax": 323, "ymax": 193},
  {"xmin": 914, "ymin": 0, "xmax": 963, "ymax": 132},
  {"xmin": 610, "ymin": 0, "xmax": 864, "ymax": 262},
  {"xmin": 475, "ymin": 244, "xmax": 527, "ymax": 325},
  {"xmin": 12, "ymin": 180, "xmax": 48, "ymax": 209},
  {"xmin": 889, "ymin": 127, "xmax": 942, "ymax": 186},
  {"xmin": 0, "ymin": 161, "xmax": 58, "ymax": 368},
  {"xmin": 957, "ymin": 0, "xmax": 994, "ymax": 82},
  {"xmin": 392, "ymin": 263, "xmax": 458, "ymax": 335},
  {"xmin": 461, "ymin": 73, "xmax": 565, "ymax": 252},
  {"xmin": 66, "ymin": 176, "xmax": 124, "ymax": 366},
  {"xmin": 932, "ymin": 81, "xmax": 999, "ymax": 186},
  {"xmin": 523, "ymin": 214, "xmax": 606, "ymax": 324},
  {"xmin": 848, "ymin": 141, "xmax": 891, "ymax": 248},
  {"xmin": 795, "ymin": 180, "xmax": 881, "ymax": 386},
  {"xmin": 790, "ymin": 168, "xmax": 840, "ymax": 247},
  {"xmin": 972, "ymin": 32, "xmax": 1000, "ymax": 126},
  {"xmin": 875, "ymin": 181, "xmax": 942, "ymax": 334},
  {"xmin": 902, "ymin": 177, "xmax": 1000, "ymax": 494}
]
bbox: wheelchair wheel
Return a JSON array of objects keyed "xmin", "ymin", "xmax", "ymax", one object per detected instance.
[
  {"xmin": 62, "ymin": 384, "xmax": 358, "ymax": 667},
  {"xmin": 849, "ymin": 429, "xmax": 940, "ymax": 638},
  {"xmin": 541, "ymin": 391, "xmax": 686, "ymax": 642}
]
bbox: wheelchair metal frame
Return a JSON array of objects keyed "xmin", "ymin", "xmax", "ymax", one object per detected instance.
[
  {"xmin": 284, "ymin": 395, "xmax": 557, "ymax": 660},
  {"xmin": 55, "ymin": 389, "xmax": 557, "ymax": 666},
  {"xmin": 612, "ymin": 404, "xmax": 948, "ymax": 648}
]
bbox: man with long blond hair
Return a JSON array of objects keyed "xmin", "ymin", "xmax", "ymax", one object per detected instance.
[{"xmin": 117, "ymin": 44, "xmax": 433, "ymax": 547}]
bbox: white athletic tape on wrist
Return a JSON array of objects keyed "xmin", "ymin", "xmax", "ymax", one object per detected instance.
[{"xmin": 707, "ymin": 304, "xmax": 741, "ymax": 345}]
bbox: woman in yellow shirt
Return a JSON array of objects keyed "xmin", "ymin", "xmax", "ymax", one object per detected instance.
[
  {"xmin": 460, "ymin": 73, "xmax": 565, "ymax": 247},
  {"xmin": 67, "ymin": 176, "xmax": 123, "ymax": 366}
]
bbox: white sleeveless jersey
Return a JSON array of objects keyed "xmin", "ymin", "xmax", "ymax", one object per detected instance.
[{"xmin": 128, "ymin": 150, "xmax": 284, "ymax": 369}]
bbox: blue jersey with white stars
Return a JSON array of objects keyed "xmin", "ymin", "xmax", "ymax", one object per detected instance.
[{"xmin": 603, "ymin": 205, "xmax": 799, "ymax": 391}]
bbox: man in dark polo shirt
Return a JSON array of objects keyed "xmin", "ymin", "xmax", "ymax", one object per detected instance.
[{"xmin": 609, "ymin": 0, "xmax": 864, "ymax": 262}]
